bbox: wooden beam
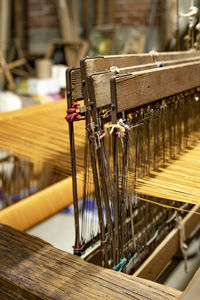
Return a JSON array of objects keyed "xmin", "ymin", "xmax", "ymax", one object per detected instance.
[
  {"xmin": 88, "ymin": 56, "xmax": 200, "ymax": 109},
  {"xmin": 0, "ymin": 223, "xmax": 182, "ymax": 299},
  {"xmin": 113, "ymin": 60, "xmax": 200, "ymax": 113},
  {"xmin": 74, "ymin": 51, "xmax": 200, "ymax": 105},
  {"xmin": 133, "ymin": 205, "xmax": 200, "ymax": 280},
  {"xmin": 83, "ymin": 51, "xmax": 200, "ymax": 75}
]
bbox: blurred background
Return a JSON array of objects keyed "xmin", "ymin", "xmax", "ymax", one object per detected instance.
[{"xmin": 0, "ymin": 0, "xmax": 200, "ymax": 94}]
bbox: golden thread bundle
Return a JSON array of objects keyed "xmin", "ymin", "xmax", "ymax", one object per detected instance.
[
  {"xmin": 0, "ymin": 100, "xmax": 86, "ymax": 176},
  {"xmin": 135, "ymin": 142, "xmax": 200, "ymax": 207}
]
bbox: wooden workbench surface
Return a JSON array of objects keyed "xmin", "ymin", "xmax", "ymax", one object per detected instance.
[{"xmin": 0, "ymin": 223, "xmax": 181, "ymax": 299}]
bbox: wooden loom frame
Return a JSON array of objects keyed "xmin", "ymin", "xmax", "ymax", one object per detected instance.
[
  {"xmin": 67, "ymin": 51, "xmax": 200, "ymax": 279},
  {"xmin": 109, "ymin": 61, "xmax": 200, "ymax": 276}
]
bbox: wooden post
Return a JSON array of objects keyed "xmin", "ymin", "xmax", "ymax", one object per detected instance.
[
  {"xmin": 0, "ymin": 0, "xmax": 11, "ymax": 87},
  {"xmin": 82, "ymin": 0, "xmax": 89, "ymax": 38},
  {"xmin": 108, "ymin": 0, "xmax": 114, "ymax": 24},
  {"xmin": 13, "ymin": 0, "xmax": 25, "ymax": 49},
  {"xmin": 96, "ymin": 0, "xmax": 104, "ymax": 26}
]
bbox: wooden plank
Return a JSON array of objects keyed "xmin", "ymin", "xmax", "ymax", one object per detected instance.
[
  {"xmin": 0, "ymin": 223, "xmax": 181, "ymax": 299},
  {"xmin": 83, "ymin": 51, "xmax": 200, "ymax": 75},
  {"xmin": 133, "ymin": 205, "xmax": 200, "ymax": 280},
  {"xmin": 113, "ymin": 60, "xmax": 200, "ymax": 113},
  {"xmin": 180, "ymin": 268, "xmax": 200, "ymax": 300},
  {"xmin": 89, "ymin": 56, "xmax": 200, "ymax": 108},
  {"xmin": 75, "ymin": 53, "xmax": 200, "ymax": 104}
]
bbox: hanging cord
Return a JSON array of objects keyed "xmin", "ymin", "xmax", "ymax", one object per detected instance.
[
  {"xmin": 177, "ymin": 216, "xmax": 188, "ymax": 272},
  {"xmin": 65, "ymin": 102, "xmax": 85, "ymax": 123}
]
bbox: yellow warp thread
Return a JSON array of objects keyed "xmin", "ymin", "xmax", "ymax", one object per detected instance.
[
  {"xmin": 134, "ymin": 142, "xmax": 200, "ymax": 207},
  {"xmin": 0, "ymin": 100, "xmax": 86, "ymax": 175},
  {"xmin": 137, "ymin": 196, "xmax": 200, "ymax": 215}
]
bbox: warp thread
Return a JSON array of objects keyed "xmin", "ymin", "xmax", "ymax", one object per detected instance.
[{"xmin": 177, "ymin": 216, "xmax": 188, "ymax": 272}]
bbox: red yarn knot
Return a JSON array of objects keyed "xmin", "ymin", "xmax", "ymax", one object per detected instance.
[
  {"xmin": 72, "ymin": 102, "xmax": 80, "ymax": 110},
  {"xmin": 65, "ymin": 102, "xmax": 82, "ymax": 123}
]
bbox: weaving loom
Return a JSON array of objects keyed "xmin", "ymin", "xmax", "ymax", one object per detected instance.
[{"xmin": 66, "ymin": 50, "xmax": 200, "ymax": 278}]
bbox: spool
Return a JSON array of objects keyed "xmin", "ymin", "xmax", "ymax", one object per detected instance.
[{"xmin": 35, "ymin": 59, "xmax": 52, "ymax": 78}]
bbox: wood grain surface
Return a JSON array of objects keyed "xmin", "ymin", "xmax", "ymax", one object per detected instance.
[
  {"xmin": 84, "ymin": 51, "xmax": 200, "ymax": 75},
  {"xmin": 90, "ymin": 56, "xmax": 200, "ymax": 108},
  {"xmin": 0, "ymin": 223, "xmax": 181, "ymax": 299},
  {"xmin": 114, "ymin": 61, "xmax": 200, "ymax": 112}
]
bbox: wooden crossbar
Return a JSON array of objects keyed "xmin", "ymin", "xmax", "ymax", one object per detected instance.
[
  {"xmin": 110, "ymin": 60, "xmax": 200, "ymax": 113},
  {"xmin": 81, "ymin": 51, "xmax": 200, "ymax": 75},
  {"xmin": 68, "ymin": 51, "xmax": 200, "ymax": 106},
  {"xmin": 87, "ymin": 56, "xmax": 200, "ymax": 109}
]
